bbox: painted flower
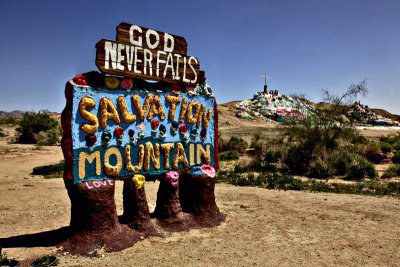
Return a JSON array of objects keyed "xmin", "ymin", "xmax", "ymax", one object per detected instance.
[
  {"xmin": 200, "ymin": 129, "xmax": 207, "ymax": 138},
  {"xmin": 113, "ymin": 126, "xmax": 124, "ymax": 137},
  {"xmin": 159, "ymin": 124, "xmax": 166, "ymax": 133},
  {"xmin": 105, "ymin": 76, "xmax": 120, "ymax": 89},
  {"xmin": 132, "ymin": 174, "xmax": 145, "ymax": 189},
  {"xmin": 137, "ymin": 123, "xmax": 146, "ymax": 131},
  {"xmin": 128, "ymin": 129, "xmax": 135, "ymax": 137},
  {"xmin": 171, "ymin": 121, "xmax": 179, "ymax": 129},
  {"xmin": 121, "ymin": 78, "xmax": 133, "ymax": 90},
  {"xmin": 85, "ymin": 134, "xmax": 97, "ymax": 147},
  {"xmin": 101, "ymin": 129, "xmax": 112, "ymax": 147},
  {"xmin": 151, "ymin": 119, "xmax": 159, "ymax": 129},
  {"xmin": 166, "ymin": 171, "xmax": 179, "ymax": 186},
  {"xmin": 186, "ymin": 86, "xmax": 196, "ymax": 96},
  {"xmin": 179, "ymin": 124, "xmax": 188, "ymax": 133},
  {"xmin": 72, "ymin": 74, "xmax": 88, "ymax": 86},
  {"xmin": 201, "ymin": 164, "xmax": 216, "ymax": 178},
  {"xmin": 171, "ymin": 83, "xmax": 181, "ymax": 94}
]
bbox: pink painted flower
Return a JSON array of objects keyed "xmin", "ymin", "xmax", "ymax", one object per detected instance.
[
  {"xmin": 186, "ymin": 86, "xmax": 196, "ymax": 96},
  {"xmin": 171, "ymin": 83, "xmax": 181, "ymax": 94},
  {"xmin": 201, "ymin": 164, "xmax": 215, "ymax": 178},
  {"xmin": 151, "ymin": 119, "xmax": 159, "ymax": 129},
  {"xmin": 137, "ymin": 123, "xmax": 145, "ymax": 131},
  {"xmin": 166, "ymin": 171, "xmax": 179, "ymax": 186},
  {"xmin": 179, "ymin": 124, "xmax": 187, "ymax": 133},
  {"xmin": 113, "ymin": 126, "xmax": 124, "ymax": 137},
  {"xmin": 121, "ymin": 78, "xmax": 133, "ymax": 90},
  {"xmin": 72, "ymin": 74, "xmax": 88, "ymax": 86}
]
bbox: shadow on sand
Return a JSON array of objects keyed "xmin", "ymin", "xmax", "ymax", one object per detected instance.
[{"xmin": 0, "ymin": 227, "xmax": 70, "ymax": 248}]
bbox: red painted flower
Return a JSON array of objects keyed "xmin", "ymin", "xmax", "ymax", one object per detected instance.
[
  {"xmin": 171, "ymin": 83, "xmax": 181, "ymax": 94},
  {"xmin": 128, "ymin": 129, "xmax": 135, "ymax": 137},
  {"xmin": 179, "ymin": 124, "xmax": 188, "ymax": 133},
  {"xmin": 200, "ymin": 129, "xmax": 207, "ymax": 137},
  {"xmin": 85, "ymin": 134, "xmax": 97, "ymax": 147},
  {"xmin": 151, "ymin": 119, "xmax": 159, "ymax": 129},
  {"xmin": 72, "ymin": 74, "xmax": 88, "ymax": 86},
  {"xmin": 113, "ymin": 126, "xmax": 124, "ymax": 137}
]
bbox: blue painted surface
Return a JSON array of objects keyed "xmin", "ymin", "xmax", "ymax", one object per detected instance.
[{"xmin": 71, "ymin": 85, "xmax": 215, "ymax": 184}]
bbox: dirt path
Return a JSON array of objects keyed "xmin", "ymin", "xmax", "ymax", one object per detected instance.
[{"xmin": 0, "ymin": 144, "xmax": 399, "ymax": 266}]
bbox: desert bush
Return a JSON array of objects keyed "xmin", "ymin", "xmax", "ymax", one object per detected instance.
[
  {"xmin": 351, "ymin": 135, "xmax": 368, "ymax": 145},
  {"xmin": 264, "ymin": 149, "xmax": 282, "ymax": 163},
  {"xmin": 381, "ymin": 164, "xmax": 400, "ymax": 179},
  {"xmin": 357, "ymin": 142, "xmax": 383, "ymax": 163},
  {"xmin": 17, "ymin": 111, "xmax": 62, "ymax": 145},
  {"xmin": 234, "ymin": 164, "xmax": 246, "ymax": 173},
  {"xmin": 246, "ymin": 156, "xmax": 277, "ymax": 172},
  {"xmin": 308, "ymin": 159, "xmax": 334, "ymax": 179},
  {"xmin": 392, "ymin": 141, "xmax": 400, "ymax": 151},
  {"xmin": 219, "ymin": 150, "xmax": 239, "ymax": 161},
  {"xmin": 250, "ymin": 131, "xmax": 263, "ymax": 148},
  {"xmin": 0, "ymin": 128, "xmax": 7, "ymax": 137},
  {"xmin": 263, "ymin": 173, "xmax": 305, "ymax": 191},
  {"xmin": 346, "ymin": 154, "xmax": 377, "ymax": 181},
  {"xmin": 219, "ymin": 136, "xmax": 248, "ymax": 153},
  {"xmin": 380, "ymin": 142, "xmax": 392, "ymax": 154},
  {"xmin": 392, "ymin": 151, "xmax": 400, "ymax": 164},
  {"xmin": 332, "ymin": 151, "xmax": 354, "ymax": 175},
  {"xmin": 0, "ymin": 117, "xmax": 19, "ymax": 125}
]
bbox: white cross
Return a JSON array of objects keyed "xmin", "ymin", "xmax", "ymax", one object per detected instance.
[{"xmin": 260, "ymin": 72, "xmax": 272, "ymax": 86}]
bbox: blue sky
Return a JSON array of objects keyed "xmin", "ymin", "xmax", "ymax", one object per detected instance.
[{"xmin": 1, "ymin": 0, "xmax": 399, "ymax": 114}]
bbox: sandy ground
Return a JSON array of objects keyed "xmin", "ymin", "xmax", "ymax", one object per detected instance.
[{"xmin": 0, "ymin": 137, "xmax": 400, "ymax": 266}]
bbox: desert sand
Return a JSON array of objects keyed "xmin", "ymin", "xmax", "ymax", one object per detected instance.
[{"xmin": 1, "ymin": 132, "xmax": 400, "ymax": 266}]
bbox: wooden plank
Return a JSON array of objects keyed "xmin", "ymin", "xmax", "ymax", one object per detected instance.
[
  {"xmin": 116, "ymin": 22, "xmax": 188, "ymax": 55},
  {"xmin": 96, "ymin": 39, "xmax": 200, "ymax": 85}
]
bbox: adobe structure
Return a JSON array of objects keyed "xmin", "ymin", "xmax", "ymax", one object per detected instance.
[{"xmin": 60, "ymin": 22, "xmax": 225, "ymax": 254}]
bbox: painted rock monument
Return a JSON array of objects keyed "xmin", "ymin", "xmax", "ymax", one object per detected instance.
[{"xmin": 61, "ymin": 23, "xmax": 225, "ymax": 254}]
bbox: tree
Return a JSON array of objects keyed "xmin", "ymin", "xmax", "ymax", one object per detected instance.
[{"xmin": 284, "ymin": 80, "xmax": 368, "ymax": 174}]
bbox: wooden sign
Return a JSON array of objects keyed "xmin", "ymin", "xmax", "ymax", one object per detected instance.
[{"xmin": 96, "ymin": 23, "xmax": 200, "ymax": 85}]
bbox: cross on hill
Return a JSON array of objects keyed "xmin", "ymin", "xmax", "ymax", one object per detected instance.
[{"xmin": 260, "ymin": 72, "xmax": 272, "ymax": 93}]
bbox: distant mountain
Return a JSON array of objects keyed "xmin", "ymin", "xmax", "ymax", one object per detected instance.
[
  {"xmin": 0, "ymin": 110, "xmax": 61, "ymax": 124},
  {"xmin": 0, "ymin": 110, "xmax": 31, "ymax": 119}
]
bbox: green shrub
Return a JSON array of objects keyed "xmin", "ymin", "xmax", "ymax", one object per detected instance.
[
  {"xmin": 17, "ymin": 112, "xmax": 62, "ymax": 145},
  {"xmin": 380, "ymin": 142, "xmax": 392, "ymax": 154},
  {"xmin": 264, "ymin": 149, "xmax": 282, "ymax": 163},
  {"xmin": 234, "ymin": 164, "xmax": 246, "ymax": 173},
  {"xmin": 393, "ymin": 141, "xmax": 400, "ymax": 151},
  {"xmin": 308, "ymin": 159, "xmax": 334, "ymax": 179},
  {"xmin": 264, "ymin": 173, "xmax": 305, "ymax": 191},
  {"xmin": 220, "ymin": 136, "xmax": 248, "ymax": 153},
  {"xmin": 351, "ymin": 135, "xmax": 368, "ymax": 145},
  {"xmin": 382, "ymin": 164, "xmax": 400, "ymax": 179},
  {"xmin": 333, "ymin": 152, "xmax": 353, "ymax": 175},
  {"xmin": 0, "ymin": 130, "xmax": 6, "ymax": 137},
  {"xmin": 392, "ymin": 151, "xmax": 400, "ymax": 164},
  {"xmin": 246, "ymin": 157, "xmax": 277, "ymax": 172},
  {"xmin": 360, "ymin": 142, "xmax": 383, "ymax": 163},
  {"xmin": 219, "ymin": 150, "xmax": 239, "ymax": 161},
  {"xmin": 0, "ymin": 117, "xmax": 19, "ymax": 125},
  {"xmin": 346, "ymin": 155, "xmax": 377, "ymax": 181}
]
